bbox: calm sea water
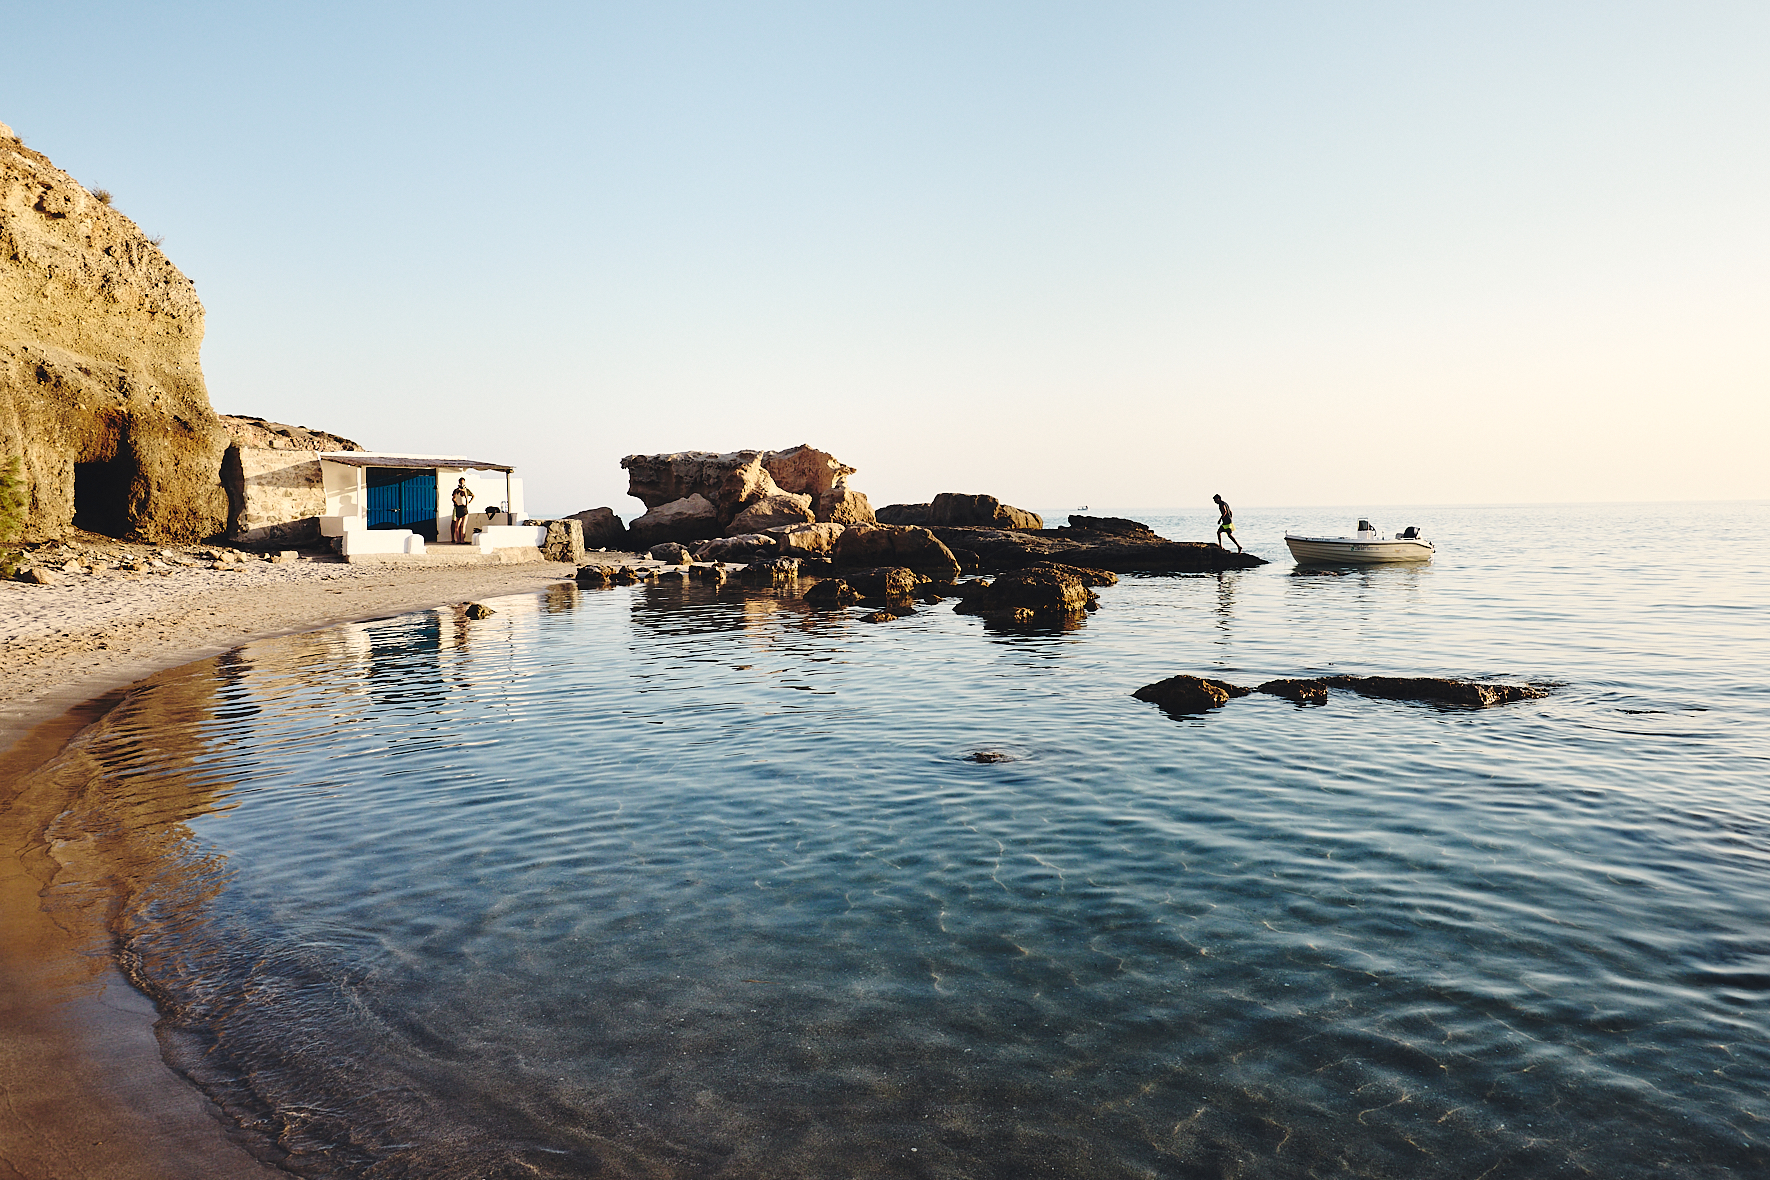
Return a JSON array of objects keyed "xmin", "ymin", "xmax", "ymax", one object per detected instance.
[{"xmin": 35, "ymin": 502, "xmax": 1770, "ymax": 1179}]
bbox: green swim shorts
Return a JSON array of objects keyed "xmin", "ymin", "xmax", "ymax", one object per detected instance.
[{"xmin": 1218, "ymin": 521, "xmax": 1234, "ymax": 532}]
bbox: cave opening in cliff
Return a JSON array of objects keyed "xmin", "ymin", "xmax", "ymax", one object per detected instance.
[{"xmin": 73, "ymin": 458, "xmax": 134, "ymax": 537}]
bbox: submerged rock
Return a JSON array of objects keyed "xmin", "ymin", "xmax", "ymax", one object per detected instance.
[
  {"xmin": 464, "ymin": 602, "xmax": 495, "ymax": 619},
  {"xmin": 1137, "ymin": 672, "xmax": 1549, "ymax": 717},
  {"xmin": 1325, "ymin": 675, "xmax": 1549, "ymax": 707},
  {"xmin": 575, "ymin": 564, "xmax": 613, "ymax": 588}
]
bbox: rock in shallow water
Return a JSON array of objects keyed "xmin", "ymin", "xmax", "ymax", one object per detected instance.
[
  {"xmin": 1132, "ymin": 675, "xmax": 1232, "ymax": 713},
  {"xmin": 954, "ymin": 566, "xmax": 1099, "ymax": 618},
  {"xmin": 1136, "ymin": 672, "xmax": 1550, "ymax": 716}
]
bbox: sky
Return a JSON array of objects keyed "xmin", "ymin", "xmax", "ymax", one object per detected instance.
[{"xmin": 4, "ymin": 2, "xmax": 1766, "ymax": 516}]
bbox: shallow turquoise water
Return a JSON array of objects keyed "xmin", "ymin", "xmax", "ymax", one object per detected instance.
[{"xmin": 41, "ymin": 502, "xmax": 1770, "ymax": 1178}]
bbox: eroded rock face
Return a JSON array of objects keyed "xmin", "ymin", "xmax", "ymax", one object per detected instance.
[
  {"xmin": 622, "ymin": 451, "xmax": 782, "ymax": 525},
  {"xmin": 767, "ymin": 521, "xmax": 845, "ymax": 559},
  {"xmin": 819, "ymin": 485, "xmax": 874, "ymax": 525},
  {"xmin": 761, "ymin": 444, "xmax": 851, "ymax": 502},
  {"xmin": 630, "ymin": 494, "xmax": 720, "ymax": 546},
  {"xmin": 567, "ymin": 507, "xmax": 628, "ymax": 549},
  {"xmin": 622, "ymin": 445, "xmax": 874, "ymax": 529},
  {"xmin": 929, "ymin": 493, "xmax": 1042, "ymax": 531},
  {"xmin": 728, "ymin": 492, "xmax": 813, "ymax": 534},
  {"xmin": 833, "ymin": 524, "xmax": 961, "ymax": 581},
  {"xmin": 1, "ymin": 122, "xmax": 229, "ymax": 540}
]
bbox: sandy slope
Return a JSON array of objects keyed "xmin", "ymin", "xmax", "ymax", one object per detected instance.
[{"xmin": 0, "ymin": 553, "xmax": 600, "ymax": 1180}]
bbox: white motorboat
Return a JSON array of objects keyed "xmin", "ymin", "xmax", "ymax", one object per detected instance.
[{"xmin": 1284, "ymin": 519, "xmax": 1435, "ymax": 564}]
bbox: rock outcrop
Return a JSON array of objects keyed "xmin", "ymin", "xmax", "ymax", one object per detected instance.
[
  {"xmin": 621, "ymin": 445, "xmax": 876, "ymax": 533},
  {"xmin": 833, "ymin": 523, "xmax": 961, "ymax": 581},
  {"xmin": 566, "ymin": 506, "xmax": 627, "ymax": 549},
  {"xmin": 928, "ymin": 492, "xmax": 1042, "ymax": 531},
  {"xmin": 629, "ymin": 493, "xmax": 720, "ymax": 546},
  {"xmin": 874, "ymin": 503, "xmax": 930, "ymax": 526},
  {"xmin": 219, "ymin": 416, "xmax": 363, "ymax": 546},
  {"xmin": 728, "ymin": 492, "xmax": 814, "ymax": 534},
  {"xmin": 767, "ymin": 521, "xmax": 844, "ymax": 559},
  {"xmin": 931, "ymin": 515, "xmax": 1266, "ymax": 573},
  {"xmin": 954, "ymin": 567, "xmax": 1100, "ymax": 619},
  {"xmin": 1, "ymin": 122, "xmax": 229, "ymax": 540}
]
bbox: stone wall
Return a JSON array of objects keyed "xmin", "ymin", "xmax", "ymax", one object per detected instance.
[
  {"xmin": 0, "ymin": 120, "xmax": 229, "ymax": 541},
  {"xmin": 218, "ymin": 416, "xmax": 362, "ymax": 547}
]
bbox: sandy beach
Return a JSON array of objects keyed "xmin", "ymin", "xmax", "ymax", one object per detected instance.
[{"xmin": 0, "ymin": 551, "xmax": 601, "ymax": 1179}]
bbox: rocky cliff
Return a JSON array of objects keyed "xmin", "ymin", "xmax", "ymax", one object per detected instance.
[{"xmin": 0, "ymin": 120, "xmax": 228, "ymax": 541}]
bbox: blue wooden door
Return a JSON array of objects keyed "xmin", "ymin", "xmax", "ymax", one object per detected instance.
[{"xmin": 366, "ymin": 468, "xmax": 438, "ymax": 538}]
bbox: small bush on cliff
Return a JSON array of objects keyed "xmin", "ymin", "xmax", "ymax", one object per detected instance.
[
  {"xmin": 0, "ymin": 456, "xmax": 25, "ymax": 543},
  {"xmin": 92, "ymin": 188, "xmax": 113, "ymax": 205},
  {"xmin": 0, "ymin": 455, "xmax": 24, "ymax": 574}
]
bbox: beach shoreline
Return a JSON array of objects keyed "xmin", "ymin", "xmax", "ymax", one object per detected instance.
[{"xmin": 0, "ymin": 553, "xmax": 610, "ymax": 1180}]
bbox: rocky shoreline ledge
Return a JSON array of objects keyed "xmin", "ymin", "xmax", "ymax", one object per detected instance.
[{"xmin": 530, "ymin": 444, "xmax": 1266, "ymax": 628}]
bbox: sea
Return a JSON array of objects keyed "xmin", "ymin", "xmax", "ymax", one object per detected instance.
[{"xmin": 24, "ymin": 501, "xmax": 1770, "ymax": 1179}]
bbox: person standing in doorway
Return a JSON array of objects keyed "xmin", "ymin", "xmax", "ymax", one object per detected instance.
[
  {"xmin": 451, "ymin": 478, "xmax": 475, "ymax": 543},
  {"xmin": 1213, "ymin": 494, "xmax": 1242, "ymax": 553}
]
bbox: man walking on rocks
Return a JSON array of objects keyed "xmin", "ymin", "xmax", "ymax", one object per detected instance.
[{"xmin": 1213, "ymin": 494, "xmax": 1242, "ymax": 553}]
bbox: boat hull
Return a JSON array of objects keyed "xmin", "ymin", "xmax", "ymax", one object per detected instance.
[{"xmin": 1284, "ymin": 536, "xmax": 1435, "ymax": 564}]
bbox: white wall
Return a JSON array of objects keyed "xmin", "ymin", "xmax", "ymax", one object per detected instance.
[{"xmin": 321, "ymin": 460, "xmax": 365, "ymax": 517}]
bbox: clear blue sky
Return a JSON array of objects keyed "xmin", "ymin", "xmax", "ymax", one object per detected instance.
[{"xmin": 5, "ymin": 2, "xmax": 1766, "ymax": 515}]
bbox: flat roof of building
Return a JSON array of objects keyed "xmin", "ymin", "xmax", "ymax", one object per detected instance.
[{"xmin": 320, "ymin": 454, "xmax": 516, "ymax": 473}]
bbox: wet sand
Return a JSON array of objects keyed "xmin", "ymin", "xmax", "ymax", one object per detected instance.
[{"xmin": 0, "ymin": 553, "xmax": 611, "ymax": 1179}]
